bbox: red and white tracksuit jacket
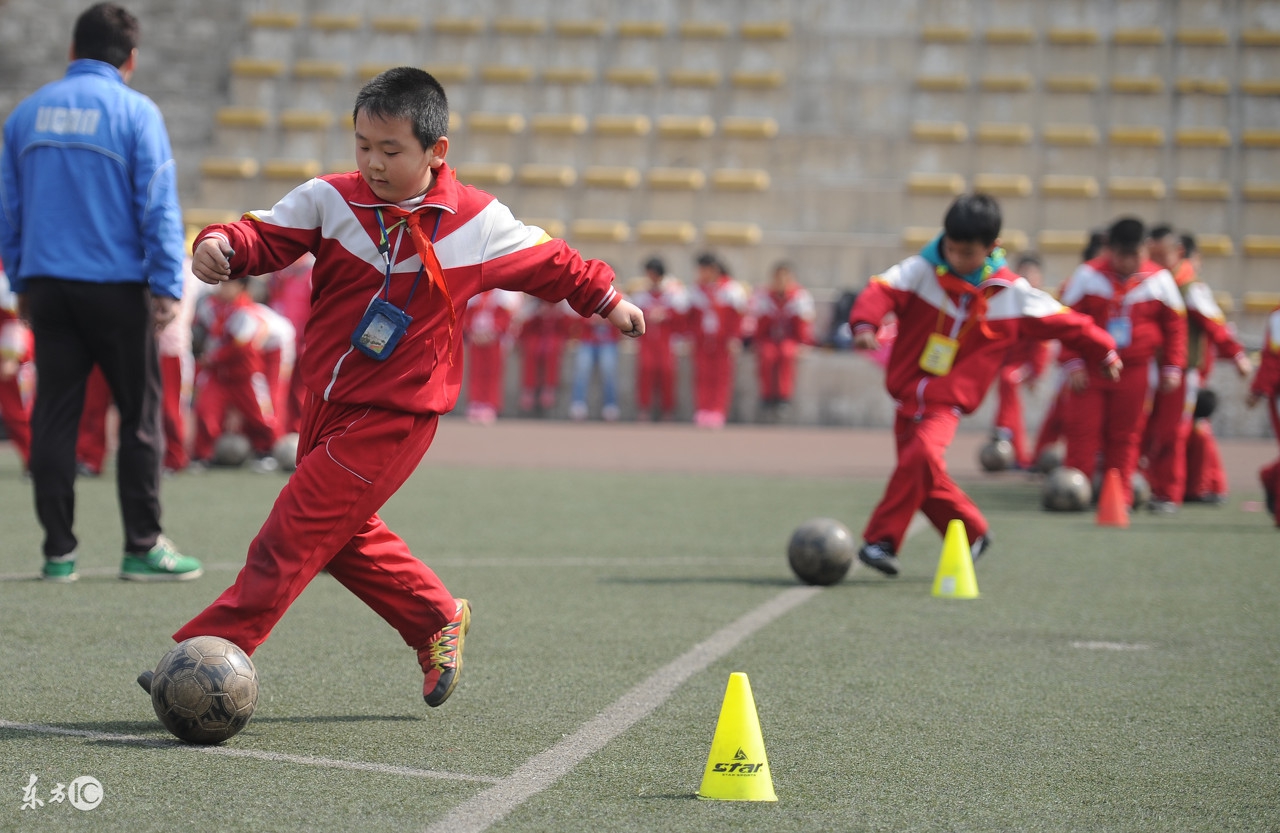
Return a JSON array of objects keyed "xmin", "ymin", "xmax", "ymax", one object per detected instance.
[
  {"xmin": 266, "ymin": 254, "xmax": 314, "ymax": 434},
  {"xmin": 994, "ymin": 336, "xmax": 1051, "ymax": 468},
  {"xmin": 1252, "ymin": 306, "xmax": 1280, "ymax": 524},
  {"xmin": 850, "ymin": 256, "xmax": 1118, "ymax": 551},
  {"xmin": 515, "ymin": 298, "xmax": 573, "ymax": 411},
  {"xmin": 0, "ymin": 302, "xmax": 33, "ymax": 467},
  {"xmin": 748, "ymin": 285, "xmax": 815, "ymax": 403},
  {"xmin": 463, "ymin": 288, "xmax": 521, "ymax": 414},
  {"xmin": 176, "ymin": 164, "xmax": 622, "ymax": 656},
  {"xmin": 687, "ymin": 276, "xmax": 748, "ymax": 419},
  {"xmin": 1058, "ymin": 257, "xmax": 1187, "ymax": 506},
  {"xmin": 632, "ymin": 277, "xmax": 690, "ymax": 417},
  {"xmin": 192, "ymin": 292, "xmax": 277, "ymax": 459},
  {"xmin": 1143, "ymin": 267, "xmax": 1245, "ymax": 502}
]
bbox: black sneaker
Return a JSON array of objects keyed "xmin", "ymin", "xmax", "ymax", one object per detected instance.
[
  {"xmin": 970, "ymin": 534, "xmax": 991, "ymax": 562},
  {"xmin": 857, "ymin": 542, "xmax": 900, "ymax": 577}
]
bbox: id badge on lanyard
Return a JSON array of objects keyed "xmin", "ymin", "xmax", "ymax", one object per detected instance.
[
  {"xmin": 351, "ymin": 208, "xmax": 437, "ymax": 360},
  {"xmin": 919, "ymin": 294, "xmax": 967, "ymax": 376},
  {"xmin": 1107, "ymin": 315, "xmax": 1132, "ymax": 349}
]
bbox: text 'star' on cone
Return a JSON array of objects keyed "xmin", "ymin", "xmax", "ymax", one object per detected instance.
[
  {"xmin": 931, "ymin": 518, "xmax": 979, "ymax": 599},
  {"xmin": 696, "ymin": 672, "xmax": 777, "ymax": 801}
]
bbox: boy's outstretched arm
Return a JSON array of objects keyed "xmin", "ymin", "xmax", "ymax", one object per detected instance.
[{"xmin": 607, "ymin": 298, "xmax": 645, "ymax": 337}]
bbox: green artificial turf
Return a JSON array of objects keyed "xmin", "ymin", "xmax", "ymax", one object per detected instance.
[{"xmin": 0, "ymin": 444, "xmax": 1276, "ymax": 832}]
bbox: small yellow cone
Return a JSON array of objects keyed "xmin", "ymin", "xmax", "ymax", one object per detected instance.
[
  {"xmin": 696, "ymin": 672, "xmax": 777, "ymax": 802},
  {"xmin": 931, "ymin": 519, "xmax": 979, "ymax": 599}
]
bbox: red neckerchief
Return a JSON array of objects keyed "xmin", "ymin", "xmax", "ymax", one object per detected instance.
[
  {"xmin": 378, "ymin": 205, "xmax": 455, "ymax": 344},
  {"xmin": 934, "ymin": 271, "xmax": 996, "ymax": 339}
]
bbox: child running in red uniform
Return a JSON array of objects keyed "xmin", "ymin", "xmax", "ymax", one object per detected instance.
[
  {"xmin": 849, "ymin": 194, "xmax": 1120, "ymax": 576},
  {"xmin": 142, "ymin": 68, "xmax": 645, "ymax": 707},
  {"xmin": 1248, "ymin": 304, "xmax": 1280, "ymax": 527}
]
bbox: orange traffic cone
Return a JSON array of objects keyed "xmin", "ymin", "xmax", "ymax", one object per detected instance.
[{"xmin": 1096, "ymin": 468, "xmax": 1130, "ymax": 528}]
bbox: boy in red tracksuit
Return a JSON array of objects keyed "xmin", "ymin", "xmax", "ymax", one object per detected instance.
[
  {"xmin": 1141, "ymin": 228, "xmax": 1251, "ymax": 510},
  {"xmin": 147, "ymin": 68, "xmax": 645, "ymax": 709},
  {"xmin": 256, "ymin": 300, "xmax": 296, "ymax": 448},
  {"xmin": 632, "ymin": 257, "xmax": 689, "ymax": 421},
  {"xmin": 515, "ymin": 298, "xmax": 572, "ymax": 415},
  {"xmin": 687, "ymin": 253, "xmax": 747, "ymax": 428},
  {"xmin": 1248, "ymin": 304, "xmax": 1280, "ymax": 527},
  {"xmin": 463, "ymin": 288, "xmax": 520, "ymax": 424},
  {"xmin": 75, "ymin": 367, "xmax": 112, "ymax": 477},
  {"xmin": 749, "ymin": 261, "xmax": 815, "ymax": 422},
  {"xmin": 0, "ymin": 260, "xmax": 33, "ymax": 468},
  {"xmin": 992, "ymin": 252, "xmax": 1051, "ymax": 468},
  {"xmin": 191, "ymin": 279, "xmax": 278, "ymax": 467},
  {"xmin": 156, "ymin": 259, "xmax": 201, "ymax": 473},
  {"xmin": 1059, "ymin": 217, "xmax": 1188, "ymax": 509},
  {"xmin": 850, "ymin": 194, "xmax": 1120, "ymax": 576}
]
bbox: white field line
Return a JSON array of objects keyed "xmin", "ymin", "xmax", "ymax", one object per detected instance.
[
  {"xmin": 422, "ymin": 585, "xmax": 824, "ymax": 833},
  {"xmin": 0, "ymin": 719, "xmax": 499, "ymax": 783}
]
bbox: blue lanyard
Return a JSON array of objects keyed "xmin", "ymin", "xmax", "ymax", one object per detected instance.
[{"xmin": 373, "ymin": 208, "xmax": 443, "ymax": 307}]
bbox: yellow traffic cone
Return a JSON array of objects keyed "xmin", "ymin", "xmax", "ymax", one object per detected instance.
[
  {"xmin": 696, "ymin": 672, "xmax": 777, "ymax": 801},
  {"xmin": 931, "ymin": 519, "xmax": 979, "ymax": 599}
]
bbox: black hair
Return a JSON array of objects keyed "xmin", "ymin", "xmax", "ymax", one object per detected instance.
[
  {"xmin": 942, "ymin": 193, "xmax": 1002, "ymax": 246},
  {"xmin": 1180, "ymin": 233, "xmax": 1197, "ymax": 257},
  {"xmin": 1148, "ymin": 222, "xmax": 1175, "ymax": 242},
  {"xmin": 643, "ymin": 257, "xmax": 666, "ymax": 276},
  {"xmin": 73, "ymin": 3, "xmax": 139, "ymax": 68},
  {"xmin": 1193, "ymin": 388, "xmax": 1217, "ymax": 420},
  {"xmin": 1082, "ymin": 230, "xmax": 1106, "ymax": 261},
  {"xmin": 695, "ymin": 252, "xmax": 719, "ymax": 268},
  {"xmin": 1014, "ymin": 251, "xmax": 1043, "ymax": 272},
  {"xmin": 1106, "ymin": 217, "xmax": 1146, "ymax": 254},
  {"xmin": 353, "ymin": 67, "xmax": 449, "ymax": 151},
  {"xmin": 773, "ymin": 260, "xmax": 796, "ymax": 275}
]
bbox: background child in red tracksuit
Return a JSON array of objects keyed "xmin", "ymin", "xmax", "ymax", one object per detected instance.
[
  {"xmin": 992, "ymin": 252, "xmax": 1051, "ymax": 468},
  {"xmin": 1247, "ymin": 304, "xmax": 1280, "ymax": 527},
  {"xmin": 687, "ymin": 252, "xmax": 747, "ymax": 428},
  {"xmin": 849, "ymin": 194, "xmax": 1120, "ymax": 576},
  {"xmin": 515, "ymin": 298, "xmax": 572, "ymax": 416},
  {"xmin": 1059, "ymin": 218, "xmax": 1188, "ymax": 509},
  {"xmin": 0, "ymin": 259, "xmax": 33, "ymax": 469},
  {"xmin": 632, "ymin": 257, "xmax": 689, "ymax": 422},
  {"xmin": 462, "ymin": 288, "xmax": 520, "ymax": 424},
  {"xmin": 748, "ymin": 260, "xmax": 815, "ymax": 422},
  {"xmin": 166, "ymin": 68, "xmax": 645, "ymax": 709}
]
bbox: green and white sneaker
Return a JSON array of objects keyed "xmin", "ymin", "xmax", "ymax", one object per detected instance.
[
  {"xmin": 120, "ymin": 536, "xmax": 203, "ymax": 581},
  {"xmin": 41, "ymin": 554, "xmax": 79, "ymax": 583}
]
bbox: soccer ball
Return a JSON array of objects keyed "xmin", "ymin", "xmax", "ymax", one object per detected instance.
[
  {"xmin": 978, "ymin": 438, "xmax": 1016, "ymax": 472},
  {"xmin": 787, "ymin": 518, "xmax": 855, "ymax": 586},
  {"xmin": 1033, "ymin": 444, "xmax": 1065, "ymax": 474},
  {"xmin": 212, "ymin": 433, "xmax": 252, "ymax": 467},
  {"xmin": 1130, "ymin": 471, "xmax": 1152, "ymax": 509},
  {"xmin": 1042, "ymin": 466, "xmax": 1092, "ymax": 512},
  {"xmin": 272, "ymin": 432, "xmax": 300, "ymax": 472},
  {"xmin": 151, "ymin": 636, "xmax": 258, "ymax": 745}
]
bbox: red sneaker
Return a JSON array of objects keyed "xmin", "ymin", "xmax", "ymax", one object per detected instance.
[{"xmin": 419, "ymin": 599, "xmax": 471, "ymax": 707}]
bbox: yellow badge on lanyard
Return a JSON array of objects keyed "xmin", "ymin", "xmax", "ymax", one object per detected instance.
[{"xmin": 919, "ymin": 332, "xmax": 959, "ymax": 376}]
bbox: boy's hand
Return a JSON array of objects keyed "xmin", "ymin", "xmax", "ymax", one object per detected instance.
[
  {"xmin": 152, "ymin": 296, "xmax": 178, "ymax": 330},
  {"xmin": 1069, "ymin": 367, "xmax": 1090, "ymax": 391},
  {"xmin": 1102, "ymin": 357, "xmax": 1123, "ymax": 383},
  {"xmin": 607, "ymin": 299, "xmax": 645, "ymax": 338},
  {"xmin": 192, "ymin": 237, "xmax": 235, "ymax": 285},
  {"xmin": 1247, "ymin": 391, "xmax": 1262, "ymax": 409},
  {"xmin": 1234, "ymin": 353, "xmax": 1254, "ymax": 378},
  {"xmin": 852, "ymin": 329, "xmax": 879, "ymax": 350}
]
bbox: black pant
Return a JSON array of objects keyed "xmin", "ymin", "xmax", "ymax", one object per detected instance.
[{"xmin": 25, "ymin": 278, "xmax": 164, "ymax": 558}]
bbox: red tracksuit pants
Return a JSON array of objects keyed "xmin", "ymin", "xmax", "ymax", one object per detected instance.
[
  {"xmin": 160, "ymin": 354, "xmax": 191, "ymax": 472},
  {"xmin": 1063, "ymin": 364, "xmax": 1151, "ymax": 507},
  {"xmin": 174, "ymin": 397, "xmax": 455, "ymax": 653},
  {"xmin": 1184, "ymin": 419, "xmax": 1227, "ymax": 500},
  {"xmin": 1142, "ymin": 373, "xmax": 1196, "ymax": 504},
  {"xmin": 0, "ymin": 374, "xmax": 31, "ymax": 467},
  {"xmin": 1261, "ymin": 398, "xmax": 1280, "ymax": 527},
  {"xmin": 77, "ymin": 365, "xmax": 112, "ymax": 473},
  {"xmin": 193, "ymin": 370, "xmax": 277, "ymax": 460},
  {"xmin": 994, "ymin": 365, "xmax": 1030, "ymax": 468},
  {"xmin": 755, "ymin": 340, "xmax": 798, "ymax": 403},
  {"xmin": 863, "ymin": 408, "xmax": 987, "ymax": 552},
  {"xmin": 519, "ymin": 335, "xmax": 565, "ymax": 410},
  {"xmin": 1031, "ymin": 378, "xmax": 1068, "ymax": 462},
  {"xmin": 636, "ymin": 340, "xmax": 676, "ymax": 415},
  {"xmin": 693, "ymin": 344, "xmax": 735, "ymax": 416},
  {"xmin": 467, "ymin": 342, "xmax": 505, "ymax": 411}
]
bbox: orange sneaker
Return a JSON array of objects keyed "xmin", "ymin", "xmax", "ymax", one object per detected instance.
[{"xmin": 419, "ymin": 599, "xmax": 471, "ymax": 707}]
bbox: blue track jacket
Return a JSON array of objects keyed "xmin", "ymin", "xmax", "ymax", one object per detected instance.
[{"xmin": 0, "ymin": 59, "xmax": 184, "ymax": 298}]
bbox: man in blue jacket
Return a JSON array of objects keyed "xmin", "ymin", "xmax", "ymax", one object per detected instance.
[{"xmin": 0, "ymin": 3, "xmax": 202, "ymax": 582}]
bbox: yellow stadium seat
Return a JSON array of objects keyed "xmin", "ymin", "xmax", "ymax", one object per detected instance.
[
  {"xmin": 1243, "ymin": 129, "xmax": 1280, "ymax": 146},
  {"xmin": 616, "ymin": 20, "xmax": 666, "ymax": 38},
  {"xmin": 1000, "ymin": 229, "xmax": 1030, "ymax": 252},
  {"xmin": 523, "ymin": 218, "xmax": 567, "ymax": 238},
  {"xmin": 912, "ymin": 122, "xmax": 969, "ymax": 142},
  {"xmin": 555, "ymin": 19, "xmax": 607, "ymax": 37},
  {"xmin": 637, "ymin": 221, "xmax": 698, "ymax": 244},
  {"xmin": 1243, "ymin": 237, "xmax": 1280, "ymax": 257},
  {"xmin": 357, "ymin": 63, "xmax": 396, "ymax": 81},
  {"xmin": 981, "ymin": 74, "xmax": 1033, "ymax": 92},
  {"xmin": 1176, "ymin": 28, "xmax": 1229, "ymax": 46},
  {"xmin": 1110, "ymin": 76, "xmax": 1165, "ymax": 94},
  {"xmin": 1043, "ymin": 124, "xmax": 1100, "ymax": 145},
  {"xmin": 480, "ymin": 65, "xmax": 536, "ymax": 84},
  {"xmin": 422, "ymin": 64, "xmax": 471, "ymax": 84},
  {"xmin": 711, "ymin": 169, "xmax": 770, "ymax": 191},
  {"xmin": 606, "ymin": 67, "xmax": 660, "ymax": 86},
  {"xmin": 680, "ymin": 20, "xmax": 728, "ymax": 39},
  {"xmin": 901, "ymin": 227, "xmax": 939, "ymax": 248},
  {"xmin": 976, "ymin": 123, "xmax": 1033, "ymax": 144},
  {"xmin": 454, "ymin": 163, "xmax": 514, "ymax": 186},
  {"xmin": 433, "ymin": 17, "xmax": 485, "ymax": 35},
  {"xmin": 1109, "ymin": 126, "xmax": 1166, "ymax": 146},
  {"xmin": 1244, "ymin": 290, "xmax": 1280, "ymax": 309},
  {"xmin": 231, "ymin": 58, "xmax": 285, "ymax": 78},
  {"xmin": 731, "ymin": 70, "xmax": 785, "ymax": 89},
  {"xmin": 1175, "ymin": 179, "xmax": 1231, "ymax": 200},
  {"xmin": 740, "ymin": 21, "xmax": 791, "ymax": 40},
  {"xmin": 1047, "ymin": 27, "xmax": 1100, "ymax": 45},
  {"xmin": 583, "ymin": 167, "xmax": 642, "ymax": 188},
  {"xmin": 648, "ymin": 168, "xmax": 706, "ymax": 190},
  {"xmin": 1042, "ymin": 176, "xmax": 1099, "ymax": 198},
  {"xmin": 184, "ymin": 208, "xmax": 240, "ymax": 228},
  {"xmin": 1241, "ymin": 79, "xmax": 1280, "ymax": 96},
  {"xmin": 1176, "ymin": 127, "xmax": 1231, "ymax": 147},
  {"xmin": 668, "ymin": 69, "xmax": 722, "ymax": 88},
  {"xmin": 468, "ymin": 113, "xmax": 526, "ymax": 134},
  {"xmin": 542, "ymin": 67, "xmax": 595, "ymax": 85},
  {"xmin": 656, "ymin": 115, "xmax": 715, "ymax": 139},
  {"xmin": 921, "ymin": 25, "xmax": 971, "ymax": 43},
  {"xmin": 1214, "ymin": 291, "xmax": 1235, "ymax": 311},
  {"xmin": 215, "ymin": 107, "xmax": 270, "ymax": 128},
  {"xmin": 263, "ymin": 159, "xmax": 320, "ymax": 181},
  {"xmin": 310, "ymin": 13, "xmax": 361, "ymax": 31},
  {"xmin": 279, "ymin": 110, "xmax": 332, "ymax": 131},
  {"xmin": 1044, "ymin": 74, "xmax": 1100, "ymax": 93},
  {"xmin": 720, "ymin": 117, "xmax": 779, "ymax": 139},
  {"xmin": 907, "ymin": 173, "xmax": 965, "ymax": 196},
  {"xmin": 594, "ymin": 115, "xmax": 652, "ymax": 136},
  {"xmin": 493, "ymin": 17, "xmax": 546, "ymax": 35},
  {"xmin": 703, "ymin": 222, "xmax": 763, "ymax": 245},
  {"xmin": 1175, "ymin": 77, "xmax": 1230, "ymax": 95},
  {"xmin": 1244, "ymin": 182, "xmax": 1280, "ymax": 200},
  {"xmin": 201, "ymin": 157, "xmax": 259, "ymax": 179},
  {"xmin": 571, "ymin": 219, "xmax": 631, "ymax": 242},
  {"xmin": 518, "ymin": 165, "xmax": 577, "ymax": 187},
  {"xmin": 248, "ymin": 11, "xmax": 300, "ymax": 29},
  {"xmin": 973, "ymin": 173, "xmax": 1032, "ymax": 196},
  {"xmin": 531, "ymin": 114, "xmax": 589, "ymax": 136},
  {"xmin": 371, "ymin": 17, "xmax": 422, "ymax": 34},
  {"xmin": 984, "ymin": 27, "xmax": 1035, "ymax": 44},
  {"xmin": 1107, "ymin": 176, "xmax": 1166, "ymax": 199},
  {"xmin": 915, "ymin": 74, "xmax": 969, "ymax": 92},
  {"xmin": 1242, "ymin": 31, "xmax": 1280, "ymax": 46},
  {"xmin": 293, "ymin": 60, "xmax": 347, "ymax": 80},
  {"xmin": 1113, "ymin": 27, "xmax": 1165, "ymax": 45},
  {"xmin": 1197, "ymin": 235, "xmax": 1234, "ymax": 257},
  {"xmin": 1038, "ymin": 230, "xmax": 1090, "ymax": 253}
]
